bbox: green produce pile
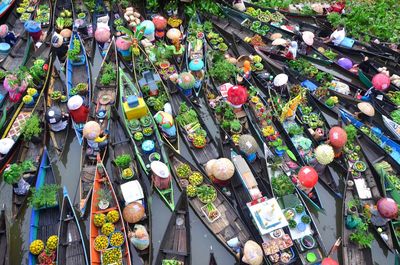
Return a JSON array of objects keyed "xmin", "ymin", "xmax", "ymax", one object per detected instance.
[{"xmin": 328, "ymin": 0, "xmax": 400, "ymax": 43}]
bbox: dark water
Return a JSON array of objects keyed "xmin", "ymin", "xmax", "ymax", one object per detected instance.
[{"xmin": 2, "ymin": 47, "xmax": 396, "ymax": 265}]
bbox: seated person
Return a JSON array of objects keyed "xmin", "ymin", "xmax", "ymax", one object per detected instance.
[
  {"xmin": 0, "ymin": 24, "xmax": 18, "ymax": 46},
  {"xmin": 324, "ymin": 24, "xmax": 346, "ymax": 46}
]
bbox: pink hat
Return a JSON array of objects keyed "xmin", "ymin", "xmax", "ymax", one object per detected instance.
[{"xmin": 0, "ymin": 25, "xmax": 8, "ymax": 38}]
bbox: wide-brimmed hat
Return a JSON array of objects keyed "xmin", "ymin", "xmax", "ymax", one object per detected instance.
[
  {"xmin": 357, "ymin": 102, "xmax": 375, "ymax": 117},
  {"xmin": 302, "ymin": 31, "xmax": 315, "ymax": 46}
]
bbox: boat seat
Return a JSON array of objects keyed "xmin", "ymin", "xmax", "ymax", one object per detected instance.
[
  {"xmin": 63, "ymin": 216, "xmax": 74, "ymax": 222},
  {"xmin": 161, "ymin": 249, "xmax": 188, "ymax": 256},
  {"xmin": 111, "ymin": 139, "xmax": 130, "ymax": 146}
]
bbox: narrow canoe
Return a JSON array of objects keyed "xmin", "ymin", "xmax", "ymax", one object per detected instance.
[
  {"xmin": 168, "ymin": 148, "xmax": 252, "ymax": 259},
  {"xmin": 57, "ymin": 187, "xmax": 89, "ymax": 265},
  {"xmin": 46, "ymin": 56, "xmax": 70, "ymax": 161},
  {"xmin": 118, "ymin": 66, "xmax": 175, "ymax": 210},
  {"xmin": 66, "ymin": 31, "xmax": 91, "ymax": 145},
  {"xmin": 90, "ymin": 161, "xmax": 132, "ymax": 265},
  {"xmin": 28, "ymin": 149, "xmax": 60, "ymax": 265},
  {"xmin": 154, "ymin": 190, "xmax": 191, "ymax": 265}
]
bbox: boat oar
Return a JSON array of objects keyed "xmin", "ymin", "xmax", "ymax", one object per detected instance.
[{"xmin": 327, "ymin": 237, "xmax": 342, "ymax": 257}]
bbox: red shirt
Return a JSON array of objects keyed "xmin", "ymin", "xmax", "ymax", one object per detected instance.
[{"xmin": 69, "ymin": 106, "xmax": 89, "ymax": 123}]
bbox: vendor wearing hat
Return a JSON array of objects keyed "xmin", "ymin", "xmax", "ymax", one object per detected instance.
[
  {"xmin": 300, "ymin": 31, "xmax": 314, "ymax": 55},
  {"xmin": 355, "ymin": 102, "xmax": 375, "ymax": 123},
  {"xmin": 52, "ymin": 32, "xmax": 68, "ymax": 61},
  {"xmin": 0, "ymin": 24, "xmax": 17, "ymax": 46},
  {"xmin": 285, "ymin": 41, "xmax": 298, "ymax": 60},
  {"xmin": 46, "ymin": 106, "xmax": 69, "ymax": 132},
  {"xmin": 67, "ymin": 95, "xmax": 89, "ymax": 124}
]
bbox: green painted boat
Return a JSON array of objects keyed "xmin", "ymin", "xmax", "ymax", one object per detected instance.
[{"xmin": 118, "ymin": 67, "xmax": 175, "ymax": 211}]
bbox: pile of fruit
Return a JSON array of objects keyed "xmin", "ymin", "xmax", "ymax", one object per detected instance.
[
  {"xmin": 162, "ymin": 259, "xmax": 184, "ymax": 265},
  {"xmin": 197, "ymin": 185, "xmax": 217, "ymax": 204},
  {"xmin": 29, "ymin": 239, "xmax": 45, "ymax": 255},
  {"xmin": 46, "ymin": 235, "xmax": 58, "ymax": 251},
  {"xmin": 106, "ymin": 210, "xmax": 120, "ymax": 223},
  {"xmin": 109, "ymin": 231, "xmax": 125, "ymax": 247},
  {"xmin": 189, "ymin": 172, "xmax": 203, "ymax": 186},
  {"xmin": 101, "ymin": 223, "xmax": 115, "ymax": 236},
  {"xmin": 102, "ymin": 247, "xmax": 122, "ymax": 265},
  {"xmin": 94, "ymin": 213, "xmax": 106, "ymax": 227},
  {"xmin": 94, "ymin": 235, "xmax": 109, "ymax": 251}
]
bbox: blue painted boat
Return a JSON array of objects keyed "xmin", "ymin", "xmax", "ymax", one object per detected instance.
[
  {"xmin": 57, "ymin": 186, "xmax": 89, "ymax": 265},
  {"xmin": 340, "ymin": 109, "xmax": 400, "ymax": 166},
  {"xmin": 0, "ymin": 0, "xmax": 16, "ymax": 19},
  {"xmin": 28, "ymin": 149, "xmax": 60, "ymax": 265},
  {"xmin": 66, "ymin": 31, "xmax": 92, "ymax": 145}
]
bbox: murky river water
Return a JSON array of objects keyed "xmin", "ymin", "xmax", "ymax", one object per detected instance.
[{"xmin": 2, "ymin": 46, "xmax": 396, "ymax": 265}]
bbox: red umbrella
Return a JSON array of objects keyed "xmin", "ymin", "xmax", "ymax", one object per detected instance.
[
  {"xmin": 377, "ymin": 197, "xmax": 398, "ymax": 219},
  {"xmin": 298, "ymin": 166, "xmax": 318, "ymax": 188},
  {"xmin": 372, "ymin": 73, "xmax": 391, "ymax": 91},
  {"xmin": 227, "ymin": 85, "xmax": 248, "ymax": 106},
  {"xmin": 329, "ymin": 126, "xmax": 347, "ymax": 148},
  {"xmin": 321, "ymin": 258, "xmax": 339, "ymax": 265}
]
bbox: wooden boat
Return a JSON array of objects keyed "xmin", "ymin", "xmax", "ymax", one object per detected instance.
[
  {"xmin": 28, "ymin": 149, "xmax": 60, "ymax": 265},
  {"xmin": 340, "ymin": 126, "xmax": 396, "ymax": 260},
  {"xmin": 93, "ymin": 0, "xmax": 111, "ymax": 57},
  {"xmin": 0, "ymin": 0, "xmax": 16, "ymax": 18},
  {"xmin": 73, "ymin": 0, "xmax": 95, "ymax": 60},
  {"xmin": 167, "ymin": 79, "xmax": 221, "ymax": 166},
  {"xmin": 340, "ymin": 109, "xmax": 400, "ymax": 168},
  {"xmin": 185, "ymin": 14, "xmax": 207, "ymax": 96},
  {"xmin": 118, "ymin": 66, "xmax": 174, "ymax": 210},
  {"xmin": 66, "ymin": 30, "xmax": 91, "ymax": 145},
  {"xmin": 109, "ymin": 108, "xmax": 152, "ymax": 265},
  {"xmin": 89, "ymin": 160, "xmax": 132, "ymax": 265},
  {"xmin": 0, "ymin": 205, "xmax": 8, "ymax": 265},
  {"xmin": 245, "ymin": 93, "xmax": 325, "ymax": 212},
  {"xmin": 358, "ymin": 130, "xmax": 400, "ymax": 252},
  {"xmin": 78, "ymin": 146, "xmax": 97, "ymax": 216},
  {"xmin": 154, "ymin": 190, "xmax": 191, "ymax": 265},
  {"xmin": 91, "ymin": 37, "xmax": 118, "ymax": 132},
  {"xmin": 341, "ymin": 170, "xmax": 374, "ymax": 265},
  {"xmin": 0, "ymin": 0, "xmax": 36, "ymax": 70},
  {"xmin": 133, "ymin": 44, "xmax": 180, "ymax": 153},
  {"xmin": 57, "ymin": 186, "xmax": 89, "ymax": 265},
  {"xmin": 51, "ymin": 0, "xmax": 75, "ymax": 61},
  {"xmin": 266, "ymin": 145, "xmax": 328, "ymax": 264},
  {"xmin": 10, "ymin": 99, "xmax": 46, "ymax": 218},
  {"xmin": 33, "ymin": 0, "xmax": 52, "ymax": 37},
  {"xmin": 46, "ymin": 56, "xmax": 70, "ymax": 161},
  {"xmin": 168, "ymin": 148, "xmax": 252, "ymax": 259}
]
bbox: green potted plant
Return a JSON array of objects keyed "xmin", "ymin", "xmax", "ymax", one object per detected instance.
[
  {"xmin": 23, "ymin": 95, "xmax": 34, "ymax": 106},
  {"xmin": 28, "ymin": 184, "xmax": 60, "ymax": 209},
  {"xmin": 140, "ymin": 115, "xmax": 152, "ymax": 127},
  {"xmin": 301, "ymin": 215, "xmax": 311, "ymax": 224},
  {"xmin": 68, "ymin": 37, "xmax": 85, "ymax": 65},
  {"xmin": 349, "ymin": 222, "xmax": 374, "ymax": 248},
  {"xmin": 271, "ymin": 174, "xmax": 295, "ymax": 197},
  {"xmin": 75, "ymin": 83, "xmax": 88, "ymax": 95},
  {"xmin": 230, "ymin": 120, "xmax": 242, "ymax": 134},
  {"xmin": 97, "ymin": 189, "xmax": 112, "ymax": 210},
  {"xmin": 114, "ymin": 154, "xmax": 132, "ymax": 169},
  {"xmin": 77, "ymin": 12, "xmax": 86, "ymax": 19},
  {"xmin": 288, "ymin": 219, "xmax": 297, "ymax": 229},
  {"xmin": 21, "ymin": 114, "xmax": 42, "ymax": 142},
  {"xmin": 129, "ymin": 119, "xmax": 141, "ymax": 132},
  {"xmin": 134, "ymin": 131, "xmax": 143, "ymax": 141},
  {"xmin": 122, "ymin": 168, "xmax": 134, "ymax": 179},
  {"xmin": 50, "ymin": 91, "xmax": 62, "ymax": 101},
  {"xmin": 100, "ymin": 62, "xmax": 116, "ymax": 86},
  {"xmin": 3, "ymin": 160, "xmax": 34, "ymax": 194},
  {"xmin": 325, "ymin": 96, "xmax": 338, "ymax": 108},
  {"xmin": 193, "ymin": 135, "xmax": 207, "ymax": 149}
]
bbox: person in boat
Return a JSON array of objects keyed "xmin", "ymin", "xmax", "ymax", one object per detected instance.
[
  {"xmin": 46, "ymin": 106, "xmax": 69, "ymax": 132},
  {"xmin": 296, "ymin": 32, "xmax": 313, "ymax": 56},
  {"xmin": 51, "ymin": 32, "xmax": 68, "ymax": 61},
  {"xmin": 67, "ymin": 95, "xmax": 89, "ymax": 124},
  {"xmin": 323, "ymin": 24, "xmax": 346, "ymax": 46},
  {"xmin": 0, "ymin": 24, "xmax": 17, "ymax": 46},
  {"xmin": 284, "ymin": 41, "xmax": 298, "ymax": 60},
  {"xmin": 354, "ymin": 102, "xmax": 375, "ymax": 124},
  {"xmin": 87, "ymin": 132, "xmax": 108, "ymax": 151}
]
